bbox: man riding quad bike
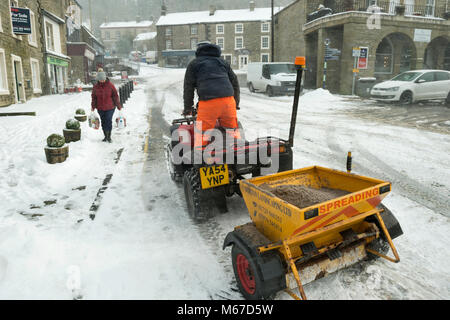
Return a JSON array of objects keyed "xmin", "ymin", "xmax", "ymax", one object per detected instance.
[{"xmin": 166, "ymin": 41, "xmax": 294, "ymax": 221}]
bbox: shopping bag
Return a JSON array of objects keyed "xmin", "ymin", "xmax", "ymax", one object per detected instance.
[
  {"xmin": 115, "ymin": 110, "xmax": 127, "ymax": 129},
  {"xmin": 89, "ymin": 112, "xmax": 100, "ymax": 130}
]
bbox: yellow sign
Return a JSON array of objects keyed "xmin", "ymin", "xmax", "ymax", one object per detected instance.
[
  {"xmin": 199, "ymin": 164, "xmax": 229, "ymax": 189},
  {"xmin": 353, "ymin": 69, "xmax": 359, "ymax": 73}
]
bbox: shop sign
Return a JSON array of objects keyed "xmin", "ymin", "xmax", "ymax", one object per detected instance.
[
  {"xmin": 357, "ymin": 47, "xmax": 369, "ymax": 69},
  {"xmin": 47, "ymin": 56, "xmax": 69, "ymax": 67}
]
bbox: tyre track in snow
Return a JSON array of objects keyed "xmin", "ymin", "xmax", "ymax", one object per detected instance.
[
  {"xmin": 146, "ymin": 76, "xmax": 245, "ymax": 300},
  {"xmin": 323, "ymin": 120, "xmax": 450, "ymax": 217},
  {"xmin": 143, "ymin": 77, "xmax": 240, "ymax": 299}
]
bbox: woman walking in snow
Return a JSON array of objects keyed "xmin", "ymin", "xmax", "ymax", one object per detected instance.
[{"xmin": 91, "ymin": 69, "xmax": 122, "ymax": 142}]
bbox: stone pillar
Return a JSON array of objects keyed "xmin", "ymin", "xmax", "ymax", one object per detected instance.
[
  {"xmin": 316, "ymin": 28, "xmax": 325, "ymax": 89},
  {"xmin": 413, "ymin": 43, "xmax": 427, "ymax": 70}
]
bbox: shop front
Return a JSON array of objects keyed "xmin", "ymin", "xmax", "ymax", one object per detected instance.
[{"xmin": 46, "ymin": 55, "xmax": 69, "ymax": 94}]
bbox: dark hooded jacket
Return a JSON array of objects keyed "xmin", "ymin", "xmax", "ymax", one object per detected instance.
[{"xmin": 183, "ymin": 43, "xmax": 240, "ymax": 113}]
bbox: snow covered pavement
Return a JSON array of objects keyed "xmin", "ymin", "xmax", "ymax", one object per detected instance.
[{"xmin": 0, "ymin": 64, "xmax": 449, "ymax": 299}]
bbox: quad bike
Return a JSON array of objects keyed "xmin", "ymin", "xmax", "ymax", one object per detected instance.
[{"xmin": 166, "ymin": 60, "xmax": 306, "ymax": 221}]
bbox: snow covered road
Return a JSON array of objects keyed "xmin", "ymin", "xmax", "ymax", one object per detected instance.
[{"xmin": 0, "ymin": 65, "xmax": 449, "ymax": 299}]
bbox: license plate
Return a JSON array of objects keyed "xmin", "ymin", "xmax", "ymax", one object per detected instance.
[
  {"xmin": 287, "ymin": 87, "xmax": 295, "ymax": 91},
  {"xmin": 199, "ymin": 164, "xmax": 229, "ymax": 189}
]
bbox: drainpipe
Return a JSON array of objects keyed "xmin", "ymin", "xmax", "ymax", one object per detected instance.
[
  {"xmin": 271, "ymin": 0, "xmax": 274, "ymax": 62},
  {"xmin": 37, "ymin": 0, "xmax": 50, "ymax": 95}
]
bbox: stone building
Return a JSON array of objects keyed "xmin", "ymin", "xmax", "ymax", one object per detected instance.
[
  {"xmin": 275, "ymin": 0, "xmax": 450, "ymax": 94},
  {"xmin": 156, "ymin": 2, "xmax": 281, "ymax": 69},
  {"xmin": 0, "ymin": 0, "xmax": 45, "ymax": 107},
  {"xmin": 66, "ymin": 0, "xmax": 105, "ymax": 84},
  {"xmin": 99, "ymin": 18, "xmax": 155, "ymax": 56},
  {"xmin": 133, "ymin": 31, "xmax": 157, "ymax": 53}
]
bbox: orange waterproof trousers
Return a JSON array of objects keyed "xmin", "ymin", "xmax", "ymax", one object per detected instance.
[{"xmin": 194, "ymin": 96, "xmax": 239, "ymax": 149}]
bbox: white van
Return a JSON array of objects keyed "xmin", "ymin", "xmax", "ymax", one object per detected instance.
[{"xmin": 247, "ymin": 62, "xmax": 297, "ymax": 96}]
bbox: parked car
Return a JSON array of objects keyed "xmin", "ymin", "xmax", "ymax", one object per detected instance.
[
  {"xmin": 247, "ymin": 62, "xmax": 299, "ymax": 96},
  {"xmin": 370, "ymin": 70, "xmax": 450, "ymax": 105}
]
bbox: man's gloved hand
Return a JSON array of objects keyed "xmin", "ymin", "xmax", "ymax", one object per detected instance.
[{"xmin": 236, "ymin": 105, "xmax": 240, "ymax": 110}]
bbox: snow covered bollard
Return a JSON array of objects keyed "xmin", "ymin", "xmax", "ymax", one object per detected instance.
[
  {"xmin": 44, "ymin": 134, "xmax": 69, "ymax": 164},
  {"xmin": 74, "ymin": 109, "xmax": 87, "ymax": 122},
  {"xmin": 63, "ymin": 119, "xmax": 81, "ymax": 143}
]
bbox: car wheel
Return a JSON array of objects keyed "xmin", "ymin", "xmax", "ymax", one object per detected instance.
[
  {"xmin": 247, "ymin": 82, "xmax": 255, "ymax": 93},
  {"xmin": 446, "ymin": 92, "xmax": 450, "ymax": 106},
  {"xmin": 399, "ymin": 91, "xmax": 413, "ymax": 105},
  {"xmin": 266, "ymin": 86, "xmax": 274, "ymax": 97}
]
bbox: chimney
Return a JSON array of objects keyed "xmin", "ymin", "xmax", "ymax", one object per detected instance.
[
  {"xmin": 161, "ymin": 4, "xmax": 167, "ymax": 16},
  {"xmin": 249, "ymin": 1, "xmax": 255, "ymax": 11},
  {"xmin": 136, "ymin": 15, "xmax": 141, "ymax": 23},
  {"xmin": 209, "ymin": 5, "xmax": 216, "ymax": 16}
]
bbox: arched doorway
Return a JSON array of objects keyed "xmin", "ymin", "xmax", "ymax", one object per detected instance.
[
  {"xmin": 424, "ymin": 36, "xmax": 450, "ymax": 70},
  {"xmin": 374, "ymin": 33, "xmax": 416, "ymax": 80}
]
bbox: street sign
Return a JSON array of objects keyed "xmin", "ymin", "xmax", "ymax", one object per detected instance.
[
  {"xmin": 352, "ymin": 47, "xmax": 361, "ymax": 57},
  {"xmin": 10, "ymin": 7, "xmax": 31, "ymax": 35}
]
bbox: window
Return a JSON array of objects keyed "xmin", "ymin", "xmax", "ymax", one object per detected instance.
[
  {"xmin": 191, "ymin": 25, "xmax": 198, "ymax": 35},
  {"xmin": 30, "ymin": 58, "xmax": 41, "ymax": 93},
  {"xmin": 235, "ymin": 23, "xmax": 243, "ymax": 34},
  {"xmin": 222, "ymin": 54, "xmax": 232, "ymax": 65},
  {"xmin": 261, "ymin": 53, "xmax": 270, "ymax": 62},
  {"xmin": 165, "ymin": 27, "xmax": 172, "ymax": 36},
  {"xmin": 45, "ymin": 22, "xmax": 55, "ymax": 51},
  {"xmin": 10, "ymin": 0, "xmax": 21, "ymax": 40},
  {"xmin": 235, "ymin": 37, "xmax": 243, "ymax": 49},
  {"xmin": 425, "ymin": 0, "xmax": 435, "ymax": 16},
  {"xmin": 28, "ymin": 10, "xmax": 37, "ymax": 47},
  {"xmin": 261, "ymin": 22, "xmax": 270, "ymax": 33},
  {"xmin": 261, "ymin": 36, "xmax": 269, "ymax": 49},
  {"xmin": 375, "ymin": 38, "xmax": 393, "ymax": 74},
  {"xmin": 105, "ymin": 31, "xmax": 110, "ymax": 40},
  {"xmin": 435, "ymin": 72, "xmax": 450, "ymax": 81},
  {"xmin": 115, "ymin": 31, "xmax": 120, "ymax": 38},
  {"xmin": 216, "ymin": 37, "xmax": 224, "ymax": 49},
  {"xmin": 0, "ymin": 49, "xmax": 9, "ymax": 94},
  {"xmin": 0, "ymin": 14, "xmax": 3, "ymax": 32},
  {"xmin": 216, "ymin": 24, "xmax": 224, "ymax": 34},
  {"xmin": 417, "ymin": 72, "xmax": 435, "ymax": 82},
  {"xmin": 191, "ymin": 38, "xmax": 198, "ymax": 50},
  {"xmin": 166, "ymin": 40, "xmax": 172, "ymax": 50}
]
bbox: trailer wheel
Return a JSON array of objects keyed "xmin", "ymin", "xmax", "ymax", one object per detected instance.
[
  {"xmin": 183, "ymin": 168, "xmax": 211, "ymax": 221},
  {"xmin": 232, "ymin": 244, "xmax": 265, "ymax": 300}
]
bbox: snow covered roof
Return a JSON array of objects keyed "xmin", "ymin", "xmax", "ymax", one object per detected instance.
[
  {"xmin": 100, "ymin": 20, "xmax": 154, "ymax": 29},
  {"xmin": 134, "ymin": 32, "xmax": 157, "ymax": 42},
  {"xmin": 156, "ymin": 7, "xmax": 281, "ymax": 26}
]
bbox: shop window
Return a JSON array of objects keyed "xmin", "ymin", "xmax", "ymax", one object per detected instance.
[
  {"xmin": 399, "ymin": 46, "xmax": 413, "ymax": 73},
  {"xmin": 375, "ymin": 38, "xmax": 393, "ymax": 74}
]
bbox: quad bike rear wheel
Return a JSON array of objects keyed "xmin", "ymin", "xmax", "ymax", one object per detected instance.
[{"xmin": 183, "ymin": 168, "xmax": 228, "ymax": 221}]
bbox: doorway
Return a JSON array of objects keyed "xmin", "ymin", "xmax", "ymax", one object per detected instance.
[
  {"xmin": 11, "ymin": 55, "xmax": 25, "ymax": 103},
  {"xmin": 239, "ymin": 55, "xmax": 249, "ymax": 70}
]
